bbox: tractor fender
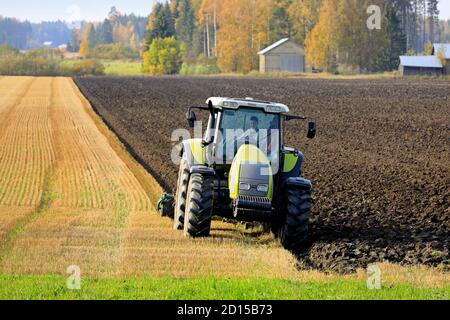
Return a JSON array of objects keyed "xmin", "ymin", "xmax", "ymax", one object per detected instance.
[
  {"xmin": 283, "ymin": 150, "xmax": 304, "ymax": 175},
  {"xmin": 190, "ymin": 166, "xmax": 216, "ymax": 177},
  {"xmin": 181, "ymin": 139, "xmax": 206, "ymax": 168},
  {"xmin": 286, "ymin": 177, "xmax": 312, "ymax": 191}
]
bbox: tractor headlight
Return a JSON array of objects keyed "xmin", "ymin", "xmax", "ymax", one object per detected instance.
[
  {"xmin": 267, "ymin": 105, "xmax": 282, "ymax": 113},
  {"xmin": 223, "ymin": 101, "xmax": 238, "ymax": 109},
  {"xmin": 257, "ymin": 184, "xmax": 269, "ymax": 193},
  {"xmin": 239, "ymin": 183, "xmax": 251, "ymax": 191}
]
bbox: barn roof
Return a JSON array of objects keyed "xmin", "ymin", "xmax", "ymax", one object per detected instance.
[
  {"xmin": 432, "ymin": 43, "xmax": 450, "ymax": 59},
  {"xmin": 399, "ymin": 55, "xmax": 443, "ymax": 68},
  {"xmin": 258, "ymin": 38, "xmax": 290, "ymax": 55}
]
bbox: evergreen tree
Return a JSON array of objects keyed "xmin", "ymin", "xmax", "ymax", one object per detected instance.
[
  {"xmin": 67, "ymin": 29, "xmax": 81, "ymax": 52},
  {"xmin": 96, "ymin": 19, "xmax": 114, "ymax": 45},
  {"xmin": 385, "ymin": 4, "xmax": 407, "ymax": 70},
  {"xmin": 164, "ymin": 2, "xmax": 176, "ymax": 37},
  {"xmin": 175, "ymin": 0, "xmax": 197, "ymax": 60},
  {"xmin": 269, "ymin": 0, "xmax": 291, "ymax": 43},
  {"xmin": 427, "ymin": 0, "xmax": 439, "ymax": 43},
  {"xmin": 145, "ymin": 2, "xmax": 175, "ymax": 50}
]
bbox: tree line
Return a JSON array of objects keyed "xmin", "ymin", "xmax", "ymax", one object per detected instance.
[
  {"xmin": 0, "ymin": 16, "xmax": 71, "ymax": 50},
  {"xmin": 1, "ymin": 1, "xmax": 449, "ymax": 75},
  {"xmin": 72, "ymin": 7, "xmax": 147, "ymax": 58},
  {"xmin": 142, "ymin": 0, "xmax": 450, "ymax": 74},
  {"xmin": 0, "ymin": 7, "xmax": 147, "ymax": 56}
]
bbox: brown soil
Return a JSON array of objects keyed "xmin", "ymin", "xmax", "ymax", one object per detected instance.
[{"xmin": 75, "ymin": 76, "xmax": 450, "ymax": 273}]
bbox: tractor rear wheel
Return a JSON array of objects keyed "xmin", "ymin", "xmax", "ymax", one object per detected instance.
[
  {"xmin": 174, "ymin": 157, "xmax": 189, "ymax": 230},
  {"xmin": 184, "ymin": 173, "xmax": 214, "ymax": 237},
  {"xmin": 278, "ymin": 188, "xmax": 311, "ymax": 252}
]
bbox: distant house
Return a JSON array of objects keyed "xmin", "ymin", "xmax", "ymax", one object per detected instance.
[
  {"xmin": 432, "ymin": 43, "xmax": 450, "ymax": 74},
  {"xmin": 399, "ymin": 56, "xmax": 443, "ymax": 76},
  {"xmin": 58, "ymin": 44, "xmax": 68, "ymax": 52},
  {"xmin": 399, "ymin": 43, "xmax": 450, "ymax": 76},
  {"xmin": 258, "ymin": 38, "xmax": 305, "ymax": 73}
]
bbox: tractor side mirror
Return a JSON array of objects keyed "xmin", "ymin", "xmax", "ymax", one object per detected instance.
[
  {"xmin": 307, "ymin": 121, "xmax": 316, "ymax": 139},
  {"xmin": 186, "ymin": 110, "xmax": 197, "ymax": 128}
]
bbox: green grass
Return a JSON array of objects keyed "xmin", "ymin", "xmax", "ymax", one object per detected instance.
[
  {"xmin": 102, "ymin": 60, "xmax": 143, "ymax": 76},
  {"xmin": 0, "ymin": 275, "xmax": 448, "ymax": 300},
  {"xmin": 60, "ymin": 59, "xmax": 143, "ymax": 76}
]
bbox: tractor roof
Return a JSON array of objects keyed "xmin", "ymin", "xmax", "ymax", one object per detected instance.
[{"xmin": 206, "ymin": 97, "xmax": 290, "ymax": 114}]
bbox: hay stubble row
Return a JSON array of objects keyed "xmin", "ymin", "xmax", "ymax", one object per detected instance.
[{"xmin": 0, "ymin": 77, "xmax": 297, "ymax": 278}]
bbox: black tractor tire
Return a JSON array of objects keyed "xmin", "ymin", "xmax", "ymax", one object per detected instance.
[
  {"xmin": 184, "ymin": 173, "xmax": 214, "ymax": 238},
  {"xmin": 277, "ymin": 188, "xmax": 311, "ymax": 252},
  {"xmin": 173, "ymin": 157, "xmax": 190, "ymax": 230}
]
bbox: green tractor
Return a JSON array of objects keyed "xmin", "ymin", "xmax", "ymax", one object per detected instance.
[{"xmin": 168, "ymin": 97, "xmax": 316, "ymax": 251}]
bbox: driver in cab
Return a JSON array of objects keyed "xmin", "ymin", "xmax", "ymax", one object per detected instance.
[{"xmin": 238, "ymin": 116, "xmax": 260, "ymax": 144}]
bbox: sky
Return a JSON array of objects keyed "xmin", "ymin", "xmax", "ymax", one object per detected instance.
[
  {"xmin": 0, "ymin": 0, "xmax": 449, "ymax": 22},
  {"xmin": 0, "ymin": 0, "xmax": 158, "ymax": 22}
]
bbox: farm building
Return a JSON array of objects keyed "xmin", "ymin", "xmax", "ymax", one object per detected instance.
[
  {"xmin": 432, "ymin": 43, "xmax": 450, "ymax": 74},
  {"xmin": 258, "ymin": 38, "xmax": 305, "ymax": 73},
  {"xmin": 399, "ymin": 56, "xmax": 443, "ymax": 76}
]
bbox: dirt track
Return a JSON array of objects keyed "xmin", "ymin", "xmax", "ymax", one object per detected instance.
[
  {"xmin": 75, "ymin": 76, "xmax": 450, "ymax": 273},
  {"xmin": 0, "ymin": 77, "xmax": 297, "ymax": 278}
]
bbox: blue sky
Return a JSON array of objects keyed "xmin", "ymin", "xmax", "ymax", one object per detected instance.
[
  {"xmin": 0, "ymin": 0, "xmax": 158, "ymax": 22},
  {"xmin": 0, "ymin": 0, "xmax": 449, "ymax": 22}
]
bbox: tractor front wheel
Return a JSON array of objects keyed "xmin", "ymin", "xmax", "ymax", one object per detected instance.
[
  {"xmin": 277, "ymin": 188, "xmax": 311, "ymax": 252},
  {"xmin": 174, "ymin": 157, "xmax": 189, "ymax": 230},
  {"xmin": 184, "ymin": 173, "xmax": 214, "ymax": 238}
]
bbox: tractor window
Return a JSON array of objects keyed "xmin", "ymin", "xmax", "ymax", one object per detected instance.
[{"xmin": 216, "ymin": 107, "xmax": 280, "ymax": 165}]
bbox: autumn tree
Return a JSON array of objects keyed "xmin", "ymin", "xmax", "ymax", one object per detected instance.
[
  {"xmin": 305, "ymin": 0, "xmax": 338, "ymax": 71},
  {"xmin": 216, "ymin": 0, "xmax": 259, "ymax": 73},
  {"xmin": 79, "ymin": 23, "xmax": 94, "ymax": 57},
  {"xmin": 335, "ymin": 0, "xmax": 373, "ymax": 71},
  {"xmin": 198, "ymin": 0, "xmax": 223, "ymax": 56},
  {"xmin": 288, "ymin": 0, "xmax": 323, "ymax": 45}
]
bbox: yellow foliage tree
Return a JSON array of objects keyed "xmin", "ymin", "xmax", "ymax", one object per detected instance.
[
  {"xmin": 424, "ymin": 42, "xmax": 434, "ymax": 55},
  {"xmin": 79, "ymin": 23, "xmax": 93, "ymax": 58},
  {"xmin": 198, "ymin": 0, "xmax": 224, "ymax": 56},
  {"xmin": 288, "ymin": 0, "xmax": 323, "ymax": 45},
  {"xmin": 305, "ymin": 0, "xmax": 339, "ymax": 71},
  {"xmin": 216, "ymin": 0, "xmax": 260, "ymax": 73}
]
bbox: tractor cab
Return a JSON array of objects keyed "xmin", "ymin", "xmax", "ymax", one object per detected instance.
[{"xmin": 169, "ymin": 97, "xmax": 316, "ymax": 252}]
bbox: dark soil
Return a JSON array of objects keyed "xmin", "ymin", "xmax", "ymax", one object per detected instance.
[{"xmin": 75, "ymin": 76, "xmax": 450, "ymax": 273}]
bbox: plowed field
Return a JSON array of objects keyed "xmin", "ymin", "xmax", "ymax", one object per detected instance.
[{"xmin": 75, "ymin": 76, "xmax": 450, "ymax": 273}]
